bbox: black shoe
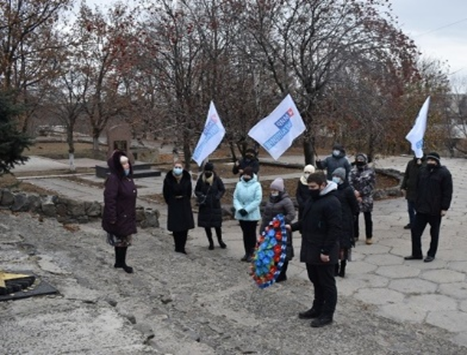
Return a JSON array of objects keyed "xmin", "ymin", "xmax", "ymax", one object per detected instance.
[
  {"xmin": 114, "ymin": 264, "xmax": 134, "ymax": 274},
  {"xmin": 276, "ymin": 275, "xmax": 287, "ymax": 283},
  {"xmin": 298, "ymin": 308, "xmax": 321, "ymax": 319},
  {"xmin": 424, "ymin": 256, "xmax": 435, "ymax": 263},
  {"xmin": 208, "ymin": 243, "xmax": 214, "ymax": 250},
  {"xmin": 241, "ymin": 255, "xmax": 248, "ymax": 262},
  {"xmin": 404, "ymin": 255, "xmax": 423, "ymax": 260},
  {"xmin": 219, "ymin": 241, "xmax": 227, "ymax": 249},
  {"xmin": 310, "ymin": 317, "xmax": 333, "ymax": 328},
  {"xmin": 403, "ymin": 224, "xmax": 411, "ymax": 230}
]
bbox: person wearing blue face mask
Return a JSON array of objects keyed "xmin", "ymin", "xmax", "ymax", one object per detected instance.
[
  {"xmin": 331, "ymin": 168, "xmax": 359, "ymax": 277},
  {"xmin": 316, "ymin": 143, "xmax": 351, "ymax": 181},
  {"xmin": 163, "ymin": 161, "xmax": 195, "ymax": 254}
]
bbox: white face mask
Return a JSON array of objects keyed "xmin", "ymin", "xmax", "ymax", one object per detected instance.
[
  {"xmin": 271, "ymin": 192, "xmax": 279, "ymax": 197},
  {"xmin": 332, "ymin": 150, "xmax": 340, "ymax": 157},
  {"xmin": 304, "ymin": 172, "xmax": 311, "ymax": 178},
  {"xmin": 332, "ymin": 176, "xmax": 343, "ymax": 185}
]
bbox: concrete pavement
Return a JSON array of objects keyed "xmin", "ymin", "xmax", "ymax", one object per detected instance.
[{"xmin": 11, "ymin": 154, "xmax": 467, "ymax": 347}]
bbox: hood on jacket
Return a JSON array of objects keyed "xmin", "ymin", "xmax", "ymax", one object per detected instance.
[
  {"xmin": 320, "ymin": 180, "xmax": 338, "ymax": 196},
  {"xmin": 107, "ymin": 150, "xmax": 132, "ymax": 177}
]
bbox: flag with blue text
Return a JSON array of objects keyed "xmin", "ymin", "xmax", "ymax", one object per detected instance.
[
  {"xmin": 405, "ymin": 96, "xmax": 430, "ymax": 158},
  {"xmin": 192, "ymin": 101, "xmax": 225, "ymax": 166},
  {"xmin": 248, "ymin": 95, "xmax": 306, "ymax": 160}
]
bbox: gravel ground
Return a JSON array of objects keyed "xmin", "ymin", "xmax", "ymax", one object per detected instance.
[{"xmin": 1, "ymin": 210, "xmax": 466, "ymax": 355}]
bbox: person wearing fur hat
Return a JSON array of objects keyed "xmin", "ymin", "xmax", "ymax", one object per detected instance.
[
  {"xmin": 316, "ymin": 143, "xmax": 351, "ymax": 181},
  {"xmin": 260, "ymin": 177, "xmax": 296, "ymax": 282},
  {"xmin": 296, "ymin": 164, "xmax": 316, "ymax": 220},
  {"xmin": 232, "ymin": 147, "xmax": 260, "ymax": 178},
  {"xmin": 102, "ymin": 150, "xmax": 137, "ymax": 273},
  {"xmin": 163, "ymin": 161, "xmax": 195, "ymax": 254},
  {"xmin": 233, "ymin": 166, "xmax": 262, "ymax": 262},
  {"xmin": 405, "ymin": 152, "xmax": 453, "ymax": 263},
  {"xmin": 349, "ymin": 153, "xmax": 375, "ymax": 245},
  {"xmin": 332, "ymin": 168, "xmax": 359, "ymax": 277},
  {"xmin": 195, "ymin": 162, "xmax": 227, "ymax": 250}
]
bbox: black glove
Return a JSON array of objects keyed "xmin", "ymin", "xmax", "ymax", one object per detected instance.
[{"xmin": 239, "ymin": 209, "xmax": 248, "ymax": 217}]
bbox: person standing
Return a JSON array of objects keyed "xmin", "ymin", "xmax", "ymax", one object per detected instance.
[
  {"xmin": 163, "ymin": 161, "xmax": 195, "ymax": 254},
  {"xmin": 195, "ymin": 162, "xmax": 227, "ymax": 250},
  {"xmin": 405, "ymin": 152, "xmax": 453, "ymax": 263},
  {"xmin": 296, "ymin": 164, "xmax": 315, "ymax": 220},
  {"xmin": 400, "ymin": 155, "xmax": 424, "ymax": 229},
  {"xmin": 233, "ymin": 166, "xmax": 262, "ymax": 262},
  {"xmin": 288, "ymin": 172, "xmax": 341, "ymax": 328},
  {"xmin": 232, "ymin": 148, "xmax": 260, "ymax": 177},
  {"xmin": 331, "ymin": 168, "xmax": 359, "ymax": 277},
  {"xmin": 102, "ymin": 150, "xmax": 137, "ymax": 274},
  {"xmin": 349, "ymin": 153, "xmax": 376, "ymax": 245},
  {"xmin": 316, "ymin": 143, "xmax": 351, "ymax": 180},
  {"xmin": 260, "ymin": 178, "xmax": 296, "ymax": 282}
]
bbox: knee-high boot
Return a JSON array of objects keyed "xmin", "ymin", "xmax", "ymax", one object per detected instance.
[
  {"xmin": 205, "ymin": 228, "xmax": 214, "ymax": 250},
  {"xmin": 216, "ymin": 227, "xmax": 226, "ymax": 249},
  {"xmin": 335, "ymin": 263, "xmax": 340, "ymax": 276},
  {"xmin": 338, "ymin": 260, "xmax": 346, "ymax": 278},
  {"xmin": 276, "ymin": 260, "xmax": 288, "ymax": 282}
]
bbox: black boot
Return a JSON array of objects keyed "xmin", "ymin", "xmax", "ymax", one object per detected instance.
[
  {"xmin": 216, "ymin": 228, "xmax": 226, "ymax": 249},
  {"xmin": 208, "ymin": 236, "xmax": 214, "ymax": 250},
  {"xmin": 335, "ymin": 263, "xmax": 340, "ymax": 276},
  {"xmin": 114, "ymin": 247, "xmax": 133, "ymax": 274},
  {"xmin": 338, "ymin": 260, "xmax": 346, "ymax": 278},
  {"xmin": 276, "ymin": 260, "xmax": 288, "ymax": 282}
]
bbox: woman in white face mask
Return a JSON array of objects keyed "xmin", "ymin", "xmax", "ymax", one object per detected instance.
[
  {"xmin": 296, "ymin": 164, "xmax": 315, "ymax": 220},
  {"xmin": 163, "ymin": 161, "xmax": 195, "ymax": 254},
  {"xmin": 260, "ymin": 178, "xmax": 296, "ymax": 282}
]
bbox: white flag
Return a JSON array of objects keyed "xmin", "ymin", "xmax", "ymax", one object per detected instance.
[
  {"xmin": 192, "ymin": 101, "xmax": 226, "ymax": 166},
  {"xmin": 248, "ymin": 94, "xmax": 306, "ymax": 160},
  {"xmin": 405, "ymin": 96, "xmax": 430, "ymax": 158}
]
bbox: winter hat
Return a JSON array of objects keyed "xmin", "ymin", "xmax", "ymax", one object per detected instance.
[
  {"xmin": 270, "ymin": 178, "xmax": 285, "ymax": 192},
  {"xmin": 426, "ymin": 152, "xmax": 440, "ymax": 164},
  {"xmin": 332, "ymin": 143, "xmax": 344, "ymax": 151},
  {"xmin": 303, "ymin": 164, "xmax": 315, "ymax": 174},
  {"xmin": 355, "ymin": 153, "xmax": 368, "ymax": 163},
  {"xmin": 204, "ymin": 162, "xmax": 214, "ymax": 171},
  {"xmin": 332, "ymin": 167, "xmax": 346, "ymax": 180},
  {"xmin": 243, "ymin": 166, "xmax": 254, "ymax": 176},
  {"xmin": 120, "ymin": 155, "xmax": 129, "ymax": 164}
]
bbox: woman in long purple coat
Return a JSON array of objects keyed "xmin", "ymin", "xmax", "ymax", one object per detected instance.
[{"xmin": 102, "ymin": 150, "xmax": 137, "ymax": 273}]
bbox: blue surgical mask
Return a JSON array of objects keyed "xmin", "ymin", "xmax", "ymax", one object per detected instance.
[
  {"xmin": 124, "ymin": 169, "xmax": 130, "ymax": 176},
  {"xmin": 332, "ymin": 176, "xmax": 342, "ymax": 185},
  {"xmin": 332, "ymin": 150, "xmax": 340, "ymax": 157},
  {"xmin": 173, "ymin": 167, "xmax": 183, "ymax": 176}
]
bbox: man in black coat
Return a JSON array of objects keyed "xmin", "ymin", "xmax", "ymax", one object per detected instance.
[
  {"xmin": 232, "ymin": 148, "xmax": 260, "ymax": 177},
  {"xmin": 287, "ymin": 171, "xmax": 342, "ymax": 327},
  {"xmin": 404, "ymin": 152, "xmax": 453, "ymax": 263},
  {"xmin": 400, "ymin": 155, "xmax": 424, "ymax": 229}
]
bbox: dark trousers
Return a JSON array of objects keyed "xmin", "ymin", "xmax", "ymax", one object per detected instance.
[
  {"xmin": 306, "ymin": 263, "xmax": 337, "ymax": 318},
  {"xmin": 411, "ymin": 213, "xmax": 442, "ymax": 258},
  {"xmin": 205, "ymin": 227, "xmax": 222, "ymax": 239},
  {"xmin": 173, "ymin": 230, "xmax": 188, "ymax": 253},
  {"xmin": 354, "ymin": 211, "xmax": 373, "ymax": 239},
  {"xmin": 407, "ymin": 200, "xmax": 416, "ymax": 226},
  {"xmin": 239, "ymin": 220, "xmax": 258, "ymax": 256}
]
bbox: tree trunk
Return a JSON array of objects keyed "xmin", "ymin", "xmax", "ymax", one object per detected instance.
[
  {"xmin": 303, "ymin": 136, "xmax": 315, "ymax": 165},
  {"xmin": 67, "ymin": 125, "xmax": 75, "ymax": 172},
  {"xmin": 182, "ymin": 131, "xmax": 192, "ymax": 172}
]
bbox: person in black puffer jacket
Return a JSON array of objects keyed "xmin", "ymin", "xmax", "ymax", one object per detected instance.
[
  {"xmin": 400, "ymin": 155, "xmax": 424, "ymax": 229},
  {"xmin": 404, "ymin": 152, "xmax": 453, "ymax": 263}
]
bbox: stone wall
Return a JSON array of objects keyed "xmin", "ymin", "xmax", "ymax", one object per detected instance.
[{"xmin": 0, "ymin": 189, "xmax": 159, "ymax": 228}]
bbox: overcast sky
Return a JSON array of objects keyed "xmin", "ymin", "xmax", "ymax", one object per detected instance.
[
  {"xmin": 390, "ymin": 0, "xmax": 467, "ymax": 79},
  {"xmin": 82, "ymin": 0, "xmax": 467, "ymax": 80}
]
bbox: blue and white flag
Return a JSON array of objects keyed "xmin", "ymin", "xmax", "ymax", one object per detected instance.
[
  {"xmin": 192, "ymin": 101, "xmax": 225, "ymax": 166},
  {"xmin": 248, "ymin": 94, "xmax": 306, "ymax": 160},
  {"xmin": 405, "ymin": 96, "xmax": 430, "ymax": 158}
]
